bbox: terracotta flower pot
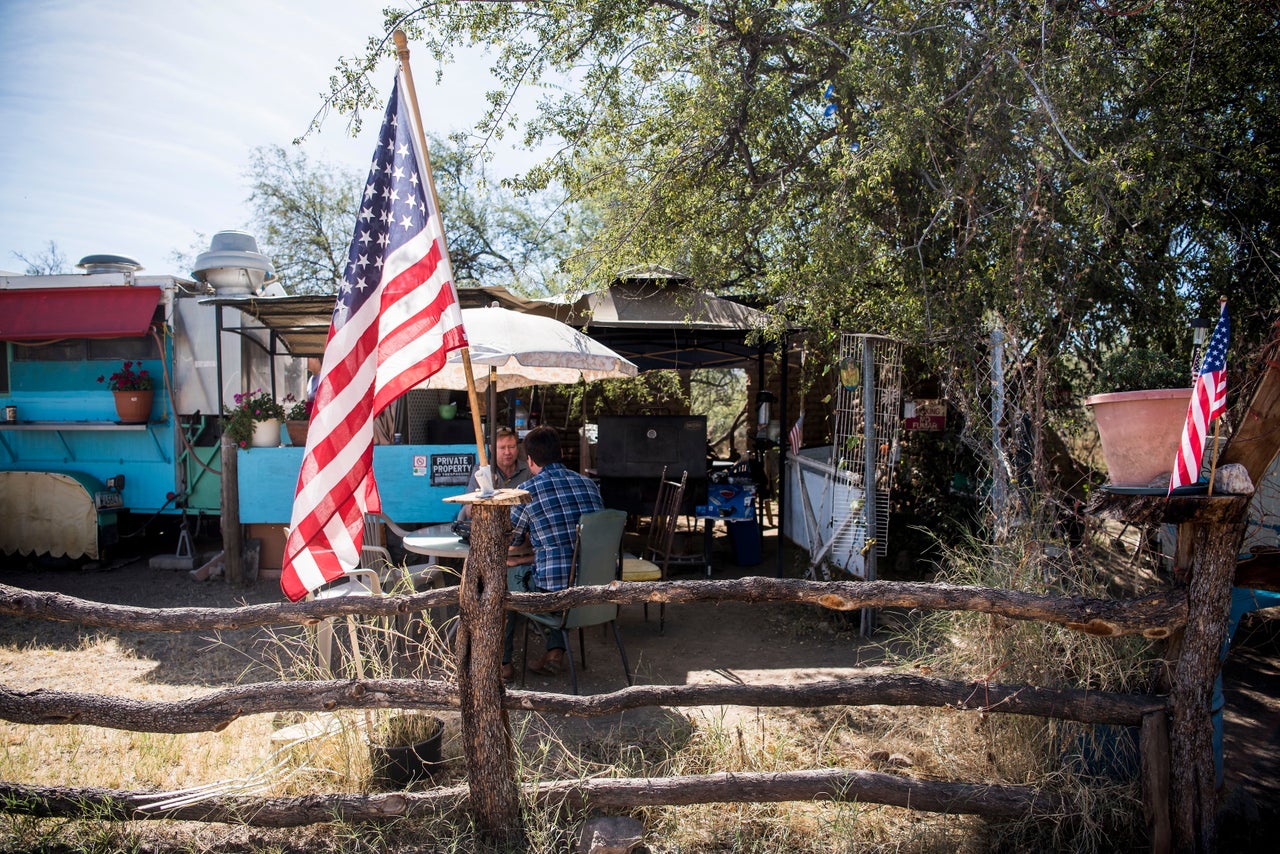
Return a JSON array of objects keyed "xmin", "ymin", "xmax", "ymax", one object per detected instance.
[
  {"xmin": 1084, "ymin": 388, "xmax": 1193, "ymax": 487},
  {"xmin": 285, "ymin": 419, "xmax": 309, "ymax": 447},
  {"xmin": 112, "ymin": 389, "xmax": 154, "ymax": 423}
]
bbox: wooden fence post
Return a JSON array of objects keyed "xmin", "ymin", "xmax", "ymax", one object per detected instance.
[
  {"xmin": 447, "ymin": 490, "xmax": 528, "ymax": 846},
  {"xmin": 1166, "ymin": 496, "xmax": 1250, "ymax": 853},
  {"xmin": 1140, "ymin": 709, "xmax": 1171, "ymax": 853},
  {"xmin": 220, "ymin": 432, "xmax": 243, "ymax": 586}
]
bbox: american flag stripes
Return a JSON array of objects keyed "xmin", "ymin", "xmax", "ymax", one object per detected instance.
[
  {"xmin": 788, "ymin": 413, "xmax": 805, "ymax": 457},
  {"xmin": 1169, "ymin": 302, "xmax": 1229, "ymax": 494},
  {"xmin": 280, "ymin": 73, "xmax": 467, "ymax": 602}
]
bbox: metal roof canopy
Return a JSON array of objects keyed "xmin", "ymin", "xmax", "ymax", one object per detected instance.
[
  {"xmin": 542, "ymin": 269, "xmax": 778, "ymax": 372},
  {"xmin": 202, "ymin": 275, "xmax": 779, "ymax": 371},
  {"xmin": 199, "ymin": 285, "xmax": 552, "ymax": 358}
]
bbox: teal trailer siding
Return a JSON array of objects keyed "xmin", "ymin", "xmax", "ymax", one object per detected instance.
[
  {"xmin": 0, "ymin": 359, "xmax": 185, "ymax": 515},
  {"xmin": 236, "ymin": 443, "xmax": 476, "ymax": 525}
]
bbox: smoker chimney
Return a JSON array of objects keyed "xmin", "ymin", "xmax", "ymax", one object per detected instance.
[{"xmin": 191, "ymin": 230, "xmax": 275, "ymax": 295}]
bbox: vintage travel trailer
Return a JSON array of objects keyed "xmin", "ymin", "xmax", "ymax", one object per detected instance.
[
  {"xmin": 0, "ymin": 233, "xmax": 478, "ymax": 565},
  {"xmin": 0, "ymin": 237, "xmax": 302, "ymax": 560}
]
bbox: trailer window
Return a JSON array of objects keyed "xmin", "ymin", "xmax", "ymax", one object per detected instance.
[{"xmin": 11, "ymin": 336, "xmax": 159, "ymax": 362}]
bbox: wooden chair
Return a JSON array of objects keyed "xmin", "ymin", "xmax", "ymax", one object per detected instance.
[
  {"xmin": 521, "ymin": 508, "xmax": 632, "ymax": 694},
  {"xmin": 621, "ymin": 468, "xmax": 689, "ymax": 633}
]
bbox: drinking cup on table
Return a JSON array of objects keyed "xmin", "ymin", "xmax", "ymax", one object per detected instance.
[{"xmin": 474, "ymin": 467, "xmax": 495, "ymax": 497}]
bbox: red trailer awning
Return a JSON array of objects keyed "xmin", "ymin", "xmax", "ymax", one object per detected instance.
[{"xmin": 0, "ymin": 286, "xmax": 163, "ymax": 341}]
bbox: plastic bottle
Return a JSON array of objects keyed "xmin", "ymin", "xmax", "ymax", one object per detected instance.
[
  {"xmin": 513, "ymin": 399, "xmax": 528, "ymax": 431},
  {"xmin": 528, "ymin": 402, "xmax": 540, "ymax": 429}
]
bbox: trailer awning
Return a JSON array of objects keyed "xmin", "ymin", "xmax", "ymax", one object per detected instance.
[{"xmin": 0, "ymin": 286, "xmax": 163, "ymax": 341}]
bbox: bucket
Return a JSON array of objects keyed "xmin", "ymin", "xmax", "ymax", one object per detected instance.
[{"xmin": 368, "ymin": 715, "xmax": 444, "ymax": 789}]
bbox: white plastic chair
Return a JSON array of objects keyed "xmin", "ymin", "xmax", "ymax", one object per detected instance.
[{"xmin": 307, "ymin": 568, "xmax": 382, "ymax": 678}]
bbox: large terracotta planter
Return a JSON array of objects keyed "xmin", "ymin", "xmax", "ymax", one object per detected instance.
[
  {"xmin": 112, "ymin": 389, "xmax": 154, "ymax": 423},
  {"xmin": 250, "ymin": 418, "xmax": 282, "ymax": 448},
  {"xmin": 1084, "ymin": 388, "xmax": 1192, "ymax": 487}
]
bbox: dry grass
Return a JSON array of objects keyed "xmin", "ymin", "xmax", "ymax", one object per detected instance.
[{"xmin": 0, "ymin": 524, "xmax": 1165, "ymax": 852}]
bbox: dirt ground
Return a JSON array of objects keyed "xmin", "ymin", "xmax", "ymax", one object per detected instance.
[{"xmin": 2, "ymin": 521, "xmax": 1279, "ymax": 845}]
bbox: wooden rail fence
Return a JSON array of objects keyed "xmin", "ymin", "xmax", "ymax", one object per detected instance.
[{"xmin": 0, "ymin": 504, "xmax": 1242, "ymax": 854}]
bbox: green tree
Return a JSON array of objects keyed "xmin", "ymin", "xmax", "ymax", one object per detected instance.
[
  {"xmin": 244, "ymin": 140, "xmax": 574, "ymax": 295},
  {"xmin": 245, "ymin": 145, "xmax": 360, "ymax": 294},
  {"xmin": 332, "ymin": 1, "xmax": 1277, "ymax": 372}
]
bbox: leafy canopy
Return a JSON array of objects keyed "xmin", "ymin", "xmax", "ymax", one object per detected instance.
[{"xmin": 325, "ymin": 1, "xmax": 1278, "ymax": 393}]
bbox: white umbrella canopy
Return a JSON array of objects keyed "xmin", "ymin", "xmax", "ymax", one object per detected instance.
[{"xmin": 416, "ymin": 306, "xmax": 638, "ymax": 392}]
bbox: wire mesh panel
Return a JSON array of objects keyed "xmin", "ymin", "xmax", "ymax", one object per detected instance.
[
  {"xmin": 405, "ymin": 389, "xmax": 449, "ymax": 444},
  {"xmin": 830, "ymin": 333, "xmax": 903, "ymax": 576}
]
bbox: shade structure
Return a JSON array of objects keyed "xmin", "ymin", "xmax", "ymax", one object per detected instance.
[{"xmin": 416, "ymin": 306, "xmax": 638, "ymax": 392}]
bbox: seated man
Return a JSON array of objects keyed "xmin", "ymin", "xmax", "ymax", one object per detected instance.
[
  {"xmin": 457, "ymin": 427, "xmax": 533, "ymax": 520},
  {"xmin": 502, "ymin": 424, "xmax": 604, "ymax": 680}
]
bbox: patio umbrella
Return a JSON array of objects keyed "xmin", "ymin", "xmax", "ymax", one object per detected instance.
[
  {"xmin": 415, "ymin": 305, "xmax": 638, "ymax": 450},
  {"xmin": 420, "ymin": 306, "xmax": 638, "ymax": 391}
]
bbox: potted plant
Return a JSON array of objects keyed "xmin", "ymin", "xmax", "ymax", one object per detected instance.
[
  {"xmin": 1083, "ymin": 347, "xmax": 1192, "ymax": 487},
  {"xmin": 283, "ymin": 394, "xmax": 311, "ymax": 447},
  {"xmin": 97, "ymin": 360, "xmax": 155, "ymax": 423},
  {"xmin": 367, "ymin": 713, "xmax": 444, "ymax": 789},
  {"xmin": 223, "ymin": 388, "xmax": 286, "ymax": 448}
]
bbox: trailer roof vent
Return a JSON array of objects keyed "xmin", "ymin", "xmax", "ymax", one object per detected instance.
[
  {"xmin": 76, "ymin": 254, "xmax": 143, "ymax": 274},
  {"xmin": 192, "ymin": 230, "xmax": 275, "ymax": 295}
]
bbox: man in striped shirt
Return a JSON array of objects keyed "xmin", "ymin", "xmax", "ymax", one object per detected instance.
[{"xmin": 503, "ymin": 425, "xmax": 604, "ymax": 679}]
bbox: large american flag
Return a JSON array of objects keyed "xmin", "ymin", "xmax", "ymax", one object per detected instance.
[
  {"xmin": 280, "ymin": 73, "xmax": 467, "ymax": 602},
  {"xmin": 1169, "ymin": 302, "xmax": 1229, "ymax": 494}
]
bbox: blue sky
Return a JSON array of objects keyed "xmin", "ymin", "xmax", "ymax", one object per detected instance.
[{"xmin": 0, "ymin": 0, "xmax": 544, "ymax": 277}]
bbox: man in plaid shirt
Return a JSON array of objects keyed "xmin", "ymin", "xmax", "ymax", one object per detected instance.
[{"xmin": 503, "ymin": 425, "xmax": 604, "ymax": 679}]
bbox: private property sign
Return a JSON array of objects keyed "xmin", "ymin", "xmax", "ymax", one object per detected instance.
[{"xmin": 430, "ymin": 453, "xmax": 476, "ymax": 487}]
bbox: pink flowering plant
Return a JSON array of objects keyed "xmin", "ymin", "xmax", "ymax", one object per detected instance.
[
  {"xmin": 97, "ymin": 360, "xmax": 154, "ymax": 392},
  {"xmin": 222, "ymin": 388, "xmax": 286, "ymax": 448},
  {"xmin": 283, "ymin": 393, "xmax": 311, "ymax": 421}
]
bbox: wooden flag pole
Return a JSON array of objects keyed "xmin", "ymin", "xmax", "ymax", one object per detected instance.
[
  {"xmin": 1206, "ymin": 296, "xmax": 1229, "ymax": 496},
  {"xmin": 393, "ymin": 30, "xmax": 488, "ymax": 470}
]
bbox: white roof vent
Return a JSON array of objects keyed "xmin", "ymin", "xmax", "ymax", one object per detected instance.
[
  {"xmin": 192, "ymin": 230, "xmax": 275, "ymax": 295},
  {"xmin": 77, "ymin": 254, "xmax": 143, "ymax": 274}
]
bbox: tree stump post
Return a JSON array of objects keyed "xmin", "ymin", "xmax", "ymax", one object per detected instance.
[
  {"xmin": 445, "ymin": 489, "xmax": 529, "ymax": 846},
  {"xmin": 219, "ymin": 433, "xmax": 243, "ymax": 586},
  {"xmin": 1166, "ymin": 495, "xmax": 1250, "ymax": 853}
]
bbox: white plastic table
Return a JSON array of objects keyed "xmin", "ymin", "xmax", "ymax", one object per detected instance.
[{"xmin": 402, "ymin": 524, "xmax": 471, "ymax": 560}]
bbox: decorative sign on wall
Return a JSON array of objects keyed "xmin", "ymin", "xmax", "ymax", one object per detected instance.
[
  {"xmin": 430, "ymin": 453, "xmax": 476, "ymax": 486},
  {"xmin": 903, "ymin": 399, "xmax": 946, "ymax": 431}
]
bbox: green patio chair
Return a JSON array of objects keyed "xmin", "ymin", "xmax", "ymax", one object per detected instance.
[{"xmin": 521, "ymin": 508, "xmax": 633, "ymax": 694}]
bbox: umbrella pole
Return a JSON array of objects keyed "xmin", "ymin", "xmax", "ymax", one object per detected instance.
[
  {"xmin": 488, "ymin": 367, "xmax": 498, "ymax": 459},
  {"xmin": 460, "ymin": 348, "xmax": 489, "ymax": 469}
]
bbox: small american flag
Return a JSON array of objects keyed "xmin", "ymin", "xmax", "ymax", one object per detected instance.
[
  {"xmin": 281, "ymin": 73, "xmax": 467, "ymax": 602},
  {"xmin": 788, "ymin": 413, "xmax": 805, "ymax": 457},
  {"xmin": 1169, "ymin": 302, "xmax": 1229, "ymax": 494}
]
